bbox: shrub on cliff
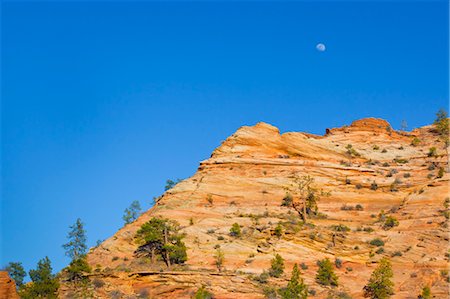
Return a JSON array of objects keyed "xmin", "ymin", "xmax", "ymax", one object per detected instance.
[
  {"xmin": 123, "ymin": 200, "xmax": 142, "ymax": 224},
  {"xmin": 19, "ymin": 257, "xmax": 59, "ymax": 299},
  {"xmin": 194, "ymin": 286, "xmax": 213, "ymax": 299},
  {"xmin": 363, "ymin": 258, "xmax": 394, "ymax": 299},
  {"xmin": 269, "ymin": 254, "xmax": 285, "ymax": 278},
  {"xmin": 135, "ymin": 217, "xmax": 187, "ymax": 267},
  {"xmin": 5, "ymin": 262, "xmax": 26, "ymax": 288},
  {"xmin": 229, "ymin": 223, "xmax": 242, "ymax": 237},
  {"xmin": 315, "ymin": 258, "xmax": 338, "ymax": 286},
  {"xmin": 278, "ymin": 264, "xmax": 308, "ymax": 299}
]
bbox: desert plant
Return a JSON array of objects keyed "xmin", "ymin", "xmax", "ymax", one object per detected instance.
[
  {"xmin": 370, "ymin": 238, "xmax": 385, "ymax": 247},
  {"xmin": 18, "ymin": 257, "xmax": 59, "ymax": 299},
  {"xmin": 355, "ymin": 204, "xmax": 364, "ymax": 211},
  {"xmin": 316, "ymin": 258, "xmax": 338, "ymax": 286},
  {"xmin": 269, "ymin": 254, "xmax": 285, "ymax": 278},
  {"xmin": 411, "ymin": 137, "xmax": 421, "ymax": 146},
  {"xmin": 418, "ymin": 286, "xmax": 431, "ymax": 299},
  {"xmin": 194, "ymin": 286, "xmax": 213, "ymax": 299},
  {"xmin": 135, "ymin": 217, "xmax": 187, "ymax": 267},
  {"xmin": 214, "ymin": 248, "xmax": 224, "ymax": 272},
  {"xmin": 428, "ymin": 147, "xmax": 437, "ymax": 157},
  {"xmin": 363, "ymin": 258, "xmax": 394, "ymax": 299},
  {"xmin": 434, "ymin": 109, "xmax": 449, "ymax": 145},
  {"xmin": 437, "ymin": 167, "xmax": 445, "ymax": 178},
  {"xmin": 5, "ymin": 262, "xmax": 26, "ymax": 288},
  {"xmin": 335, "ymin": 258, "xmax": 343, "ymax": 269},
  {"xmin": 62, "ymin": 218, "xmax": 87, "ymax": 261},
  {"xmin": 229, "ymin": 223, "xmax": 241, "ymax": 237},
  {"xmin": 370, "ymin": 181, "xmax": 378, "ymax": 191},
  {"xmin": 383, "ymin": 216, "xmax": 399, "ymax": 230},
  {"xmin": 278, "ymin": 264, "xmax": 308, "ymax": 299},
  {"xmin": 123, "ymin": 200, "xmax": 142, "ymax": 225},
  {"xmin": 274, "ymin": 223, "xmax": 283, "ymax": 238}
]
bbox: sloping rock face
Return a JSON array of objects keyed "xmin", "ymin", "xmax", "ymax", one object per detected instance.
[
  {"xmin": 61, "ymin": 118, "xmax": 449, "ymax": 298},
  {"xmin": 0, "ymin": 271, "xmax": 20, "ymax": 299}
]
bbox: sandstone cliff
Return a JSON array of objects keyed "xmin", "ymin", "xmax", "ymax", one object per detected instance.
[
  {"xmin": 60, "ymin": 118, "xmax": 449, "ymax": 298},
  {"xmin": 0, "ymin": 271, "xmax": 20, "ymax": 299}
]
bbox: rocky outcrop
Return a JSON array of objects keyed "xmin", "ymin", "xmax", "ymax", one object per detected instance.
[
  {"xmin": 0, "ymin": 272, "xmax": 19, "ymax": 299},
  {"xmin": 61, "ymin": 118, "xmax": 450, "ymax": 298}
]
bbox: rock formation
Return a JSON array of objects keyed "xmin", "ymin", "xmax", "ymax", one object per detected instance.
[
  {"xmin": 0, "ymin": 271, "xmax": 20, "ymax": 299},
  {"xmin": 60, "ymin": 118, "xmax": 449, "ymax": 298}
]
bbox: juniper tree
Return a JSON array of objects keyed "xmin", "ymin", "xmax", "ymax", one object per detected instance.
[
  {"xmin": 19, "ymin": 257, "xmax": 59, "ymax": 299},
  {"xmin": 123, "ymin": 200, "xmax": 142, "ymax": 224},
  {"xmin": 279, "ymin": 264, "xmax": 308, "ymax": 299},
  {"xmin": 269, "ymin": 254, "xmax": 285, "ymax": 278},
  {"xmin": 135, "ymin": 217, "xmax": 187, "ymax": 267},
  {"xmin": 363, "ymin": 258, "xmax": 394, "ymax": 299},
  {"xmin": 5, "ymin": 262, "xmax": 26, "ymax": 288},
  {"xmin": 316, "ymin": 258, "xmax": 338, "ymax": 286},
  {"xmin": 62, "ymin": 218, "xmax": 87, "ymax": 261}
]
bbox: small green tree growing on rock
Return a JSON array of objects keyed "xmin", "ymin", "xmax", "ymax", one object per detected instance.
[
  {"xmin": 19, "ymin": 257, "xmax": 59, "ymax": 299},
  {"xmin": 214, "ymin": 248, "xmax": 225, "ymax": 272},
  {"xmin": 363, "ymin": 258, "xmax": 394, "ymax": 299},
  {"xmin": 5, "ymin": 262, "xmax": 26, "ymax": 289},
  {"xmin": 278, "ymin": 264, "xmax": 308, "ymax": 299},
  {"xmin": 194, "ymin": 285, "xmax": 213, "ymax": 299},
  {"xmin": 229, "ymin": 223, "xmax": 241, "ymax": 237},
  {"xmin": 62, "ymin": 218, "xmax": 88, "ymax": 261},
  {"xmin": 283, "ymin": 175, "xmax": 327, "ymax": 222},
  {"xmin": 316, "ymin": 258, "xmax": 338, "ymax": 286},
  {"xmin": 418, "ymin": 286, "xmax": 431, "ymax": 299},
  {"xmin": 135, "ymin": 217, "xmax": 187, "ymax": 267},
  {"xmin": 269, "ymin": 254, "xmax": 285, "ymax": 278},
  {"xmin": 434, "ymin": 109, "xmax": 449, "ymax": 146},
  {"xmin": 123, "ymin": 200, "xmax": 142, "ymax": 224}
]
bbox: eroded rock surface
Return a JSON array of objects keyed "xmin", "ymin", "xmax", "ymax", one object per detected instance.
[{"xmin": 61, "ymin": 118, "xmax": 449, "ymax": 298}]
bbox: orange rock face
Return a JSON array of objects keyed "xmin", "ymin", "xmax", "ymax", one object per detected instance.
[
  {"xmin": 61, "ymin": 118, "xmax": 450, "ymax": 298},
  {"xmin": 0, "ymin": 272, "xmax": 19, "ymax": 299}
]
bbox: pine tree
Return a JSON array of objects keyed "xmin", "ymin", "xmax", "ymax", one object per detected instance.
[
  {"xmin": 269, "ymin": 254, "xmax": 285, "ymax": 278},
  {"xmin": 363, "ymin": 258, "xmax": 394, "ymax": 299},
  {"xmin": 315, "ymin": 258, "xmax": 338, "ymax": 286},
  {"xmin": 135, "ymin": 217, "xmax": 187, "ymax": 267},
  {"xmin": 62, "ymin": 218, "xmax": 87, "ymax": 261},
  {"xmin": 19, "ymin": 257, "xmax": 59, "ymax": 299},
  {"xmin": 123, "ymin": 200, "xmax": 142, "ymax": 224},
  {"xmin": 5, "ymin": 262, "xmax": 26, "ymax": 288},
  {"xmin": 279, "ymin": 264, "xmax": 308, "ymax": 299}
]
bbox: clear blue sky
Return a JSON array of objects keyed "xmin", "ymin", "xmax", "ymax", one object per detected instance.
[{"xmin": 1, "ymin": 1, "xmax": 448, "ymax": 275}]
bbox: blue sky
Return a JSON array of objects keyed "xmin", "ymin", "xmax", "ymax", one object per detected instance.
[{"xmin": 1, "ymin": 1, "xmax": 448, "ymax": 275}]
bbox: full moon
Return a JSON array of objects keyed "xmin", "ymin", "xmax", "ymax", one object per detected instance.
[{"xmin": 316, "ymin": 43, "xmax": 326, "ymax": 52}]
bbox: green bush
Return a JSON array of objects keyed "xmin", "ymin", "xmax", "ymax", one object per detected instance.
[
  {"xmin": 274, "ymin": 223, "xmax": 283, "ymax": 238},
  {"xmin": 65, "ymin": 255, "xmax": 91, "ymax": 282},
  {"xmin": 194, "ymin": 286, "xmax": 213, "ymax": 299},
  {"xmin": 428, "ymin": 147, "xmax": 437, "ymax": 157},
  {"xmin": 229, "ymin": 223, "xmax": 241, "ymax": 237},
  {"xmin": 269, "ymin": 254, "xmax": 285, "ymax": 278},
  {"xmin": 363, "ymin": 258, "xmax": 394, "ymax": 299},
  {"xmin": 437, "ymin": 167, "xmax": 445, "ymax": 178},
  {"xmin": 370, "ymin": 238, "xmax": 385, "ymax": 247},
  {"xmin": 281, "ymin": 193, "xmax": 293, "ymax": 207},
  {"xmin": 411, "ymin": 137, "xmax": 421, "ymax": 146},
  {"xmin": 18, "ymin": 257, "xmax": 59, "ymax": 299},
  {"xmin": 279, "ymin": 264, "xmax": 308, "ymax": 299},
  {"xmin": 419, "ymin": 286, "xmax": 431, "ymax": 299},
  {"xmin": 383, "ymin": 216, "xmax": 399, "ymax": 230},
  {"xmin": 315, "ymin": 258, "xmax": 338, "ymax": 286},
  {"xmin": 370, "ymin": 181, "xmax": 378, "ymax": 191}
]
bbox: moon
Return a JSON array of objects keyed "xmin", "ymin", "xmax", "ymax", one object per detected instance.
[{"xmin": 316, "ymin": 43, "xmax": 326, "ymax": 52}]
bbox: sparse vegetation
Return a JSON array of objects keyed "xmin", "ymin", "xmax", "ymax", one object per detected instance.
[
  {"xmin": 383, "ymin": 216, "xmax": 399, "ymax": 229},
  {"xmin": 274, "ymin": 223, "xmax": 283, "ymax": 238},
  {"xmin": 434, "ymin": 109, "xmax": 449, "ymax": 145},
  {"xmin": 411, "ymin": 137, "xmax": 421, "ymax": 146},
  {"xmin": 214, "ymin": 248, "xmax": 225, "ymax": 272},
  {"xmin": 428, "ymin": 147, "xmax": 437, "ymax": 157},
  {"xmin": 165, "ymin": 178, "xmax": 182, "ymax": 191},
  {"xmin": 18, "ymin": 257, "xmax": 59, "ymax": 299},
  {"xmin": 335, "ymin": 258, "xmax": 343, "ymax": 269},
  {"xmin": 370, "ymin": 181, "xmax": 378, "ymax": 191},
  {"xmin": 269, "ymin": 254, "xmax": 285, "ymax": 278},
  {"xmin": 123, "ymin": 200, "xmax": 142, "ymax": 224},
  {"xmin": 370, "ymin": 238, "xmax": 385, "ymax": 247},
  {"xmin": 418, "ymin": 286, "xmax": 431, "ymax": 299},
  {"xmin": 229, "ymin": 223, "xmax": 242, "ymax": 237},
  {"xmin": 363, "ymin": 258, "xmax": 394, "ymax": 299},
  {"xmin": 278, "ymin": 264, "xmax": 308, "ymax": 299},
  {"xmin": 194, "ymin": 286, "xmax": 213, "ymax": 299},
  {"xmin": 437, "ymin": 167, "xmax": 445, "ymax": 178},
  {"xmin": 316, "ymin": 258, "xmax": 338, "ymax": 286},
  {"xmin": 135, "ymin": 217, "xmax": 187, "ymax": 267},
  {"xmin": 5, "ymin": 262, "xmax": 26, "ymax": 289}
]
